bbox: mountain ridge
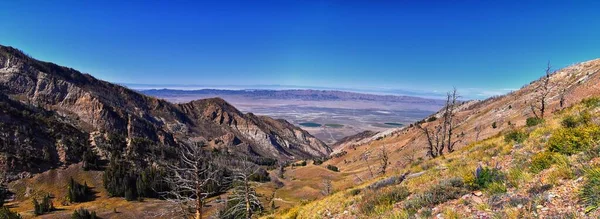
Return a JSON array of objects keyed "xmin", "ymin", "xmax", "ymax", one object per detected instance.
[
  {"xmin": 141, "ymin": 88, "xmax": 446, "ymax": 104},
  {"xmin": 0, "ymin": 45, "xmax": 331, "ymax": 174}
]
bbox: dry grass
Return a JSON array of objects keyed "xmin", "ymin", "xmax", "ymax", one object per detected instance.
[{"xmin": 7, "ymin": 164, "xmax": 178, "ymax": 219}]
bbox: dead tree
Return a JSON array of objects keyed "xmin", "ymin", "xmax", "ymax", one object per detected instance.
[
  {"xmin": 416, "ymin": 88, "xmax": 461, "ymax": 158},
  {"xmin": 559, "ymin": 88, "xmax": 566, "ymax": 108},
  {"xmin": 321, "ymin": 179, "xmax": 333, "ymax": 196},
  {"xmin": 360, "ymin": 150, "xmax": 375, "ymax": 178},
  {"xmin": 221, "ymin": 158, "xmax": 263, "ymax": 219},
  {"xmin": 474, "ymin": 125, "xmax": 483, "ymax": 142},
  {"xmin": 162, "ymin": 142, "xmax": 224, "ymax": 219},
  {"xmin": 378, "ymin": 146, "xmax": 389, "ymax": 176},
  {"xmin": 277, "ymin": 162, "xmax": 285, "ymax": 179},
  {"xmin": 530, "ymin": 62, "xmax": 555, "ymax": 119},
  {"xmin": 445, "ymin": 88, "xmax": 459, "ymax": 153}
]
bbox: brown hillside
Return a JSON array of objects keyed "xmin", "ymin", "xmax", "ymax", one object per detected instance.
[{"xmin": 326, "ymin": 58, "xmax": 600, "ymax": 183}]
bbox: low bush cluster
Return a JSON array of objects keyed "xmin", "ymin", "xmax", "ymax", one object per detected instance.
[
  {"xmin": 472, "ymin": 166, "xmax": 505, "ymax": 189},
  {"xmin": 507, "ymin": 166, "xmax": 529, "ymax": 189},
  {"xmin": 33, "ymin": 194, "xmax": 54, "ymax": 216},
  {"xmin": 367, "ymin": 175, "xmax": 407, "ymax": 190},
  {"xmin": 313, "ymin": 158, "xmax": 325, "ymax": 165},
  {"xmin": 504, "ymin": 130, "xmax": 528, "ymax": 144},
  {"xmin": 0, "ymin": 206, "xmax": 21, "ymax": 219},
  {"xmin": 526, "ymin": 117, "xmax": 544, "ymax": 127},
  {"xmin": 326, "ymin": 165, "xmax": 339, "ymax": 172},
  {"xmin": 404, "ymin": 177, "xmax": 469, "ymax": 211},
  {"xmin": 71, "ymin": 208, "xmax": 98, "ymax": 219},
  {"xmin": 291, "ymin": 160, "xmax": 307, "ymax": 167},
  {"xmin": 547, "ymin": 125, "xmax": 600, "ymax": 155},
  {"xmin": 349, "ymin": 188, "xmax": 361, "ymax": 196},
  {"xmin": 561, "ymin": 112, "xmax": 591, "ymax": 128},
  {"xmin": 103, "ymin": 160, "xmax": 168, "ymax": 201},
  {"xmin": 358, "ymin": 186, "xmax": 410, "ymax": 215},
  {"xmin": 67, "ymin": 178, "xmax": 93, "ymax": 203},
  {"xmin": 530, "ymin": 151, "xmax": 561, "ymax": 173},
  {"xmin": 582, "ymin": 97, "xmax": 600, "ymax": 108}
]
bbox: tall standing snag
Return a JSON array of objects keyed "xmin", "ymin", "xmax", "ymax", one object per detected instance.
[
  {"xmin": 162, "ymin": 142, "xmax": 224, "ymax": 219},
  {"xmin": 221, "ymin": 158, "xmax": 263, "ymax": 219},
  {"xmin": 378, "ymin": 146, "xmax": 389, "ymax": 176},
  {"xmin": 416, "ymin": 88, "xmax": 461, "ymax": 158},
  {"xmin": 530, "ymin": 62, "xmax": 555, "ymax": 119}
]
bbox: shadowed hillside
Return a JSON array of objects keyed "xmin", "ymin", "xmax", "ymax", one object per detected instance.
[{"xmin": 0, "ymin": 45, "xmax": 331, "ymax": 170}]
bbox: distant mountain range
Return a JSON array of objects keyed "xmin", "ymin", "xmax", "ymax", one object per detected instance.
[{"xmin": 140, "ymin": 88, "xmax": 444, "ymax": 104}]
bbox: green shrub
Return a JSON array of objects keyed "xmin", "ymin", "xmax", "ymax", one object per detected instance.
[
  {"xmin": 473, "ymin": 166, "xmax": 505, "ymax": 189},
  {"xmin": 561, "ymin": 112, "xmax": 592, "ymax": 128},
  {"xmin": 507, "ymin": 167, "xmax": 528, "ymax": 189},
  {"xmin": 582, "ymin": 97, "xmax": 600, "ymax": 108},
  {"xmin": 504, "ymin": 130, "xmax": 528, "ymax": 144},
  {"xmin": 349, "ymin": 189, "xmax": 361, "ymax": 196},
  {"xmin": 71, "ymin": 208, "xmax": 98, "ymax": 219},
  {"xmin": 68, "ymin": 178, "xmax": 93, "ymax": 203},
  {"xmin": 0, "ymin": 206, "xmax": 21, "ymax": 219},
  {"xmin": 326, "ymin": 165, "xmax": 339, "ymax": 172},
  {"xmin": 530, "ymin": 151, "xmax": 559, "ymax": 173},
  {"xmin": 103, "ymin": 160, "xmax": 168, "ymax": 201},
  {"xmin": 33, "ymin": 194, "xmax": 54, "ymax": 216},
  {"xmin": 358, "ymin": 186, "xmax": 410, "ymax": 215},
  {"xmin": 427, "ymin": 117, "xmax": 437, "ymax": 122},
  {"xmin": 404, "ymin": 177, "xmax": 469, "ymax": 211},
  {"xmin": 485, "ymin": 182, "xmax": 507, "ymax": 195},
  {"xmin": 547, "ymin": 125, "xmax": 600, "ymax": 155},
  {"xmin": 562, "ymin": 115, "xmax": 579, "ymax": 128},
  {"xmin": 526, "ymin": 117, "xmax": 544, "ymax": 127},
  {"xmin": 292, "ymin": 160, "xmax": 307, "ymax": 167},
  {"xmin": 580, "ymin": 168, "xmax": 600, "ymax": 213},
  {"xmin": 313, "ymin": 159, "xmax": 324, "ymax": 165}
]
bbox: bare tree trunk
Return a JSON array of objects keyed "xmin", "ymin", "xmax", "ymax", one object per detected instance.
[
  {"xmin": 532, "ymin": 62, "xmax": 554, "ymax": 119},
  {"xmin": 416, "ymin": 88, "xmax": 461, "ymax": 158},
  {"xmin": 379, "ymin": 146, "xmax": 389, "ymax": 176},
  {"xmin": 160, "ymin": 141, "xmax": 224, "ymax": 219},
  {"xmin": 446, "ymin": 88, "xmax": 458, "ymax": 152}
]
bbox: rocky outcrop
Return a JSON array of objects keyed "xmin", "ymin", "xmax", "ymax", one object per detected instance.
[
  {"xmin": 178, "ymin": 98, "xmax": 330, "ymax": 159},
  {"xmin": 0, "ymin": 45, "xmax": 331, "ymax": 164}
]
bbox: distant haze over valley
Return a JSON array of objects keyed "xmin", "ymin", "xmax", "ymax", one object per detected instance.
[
  {"xmin": 139, "ymin": 88, "xmax": 446, "ymax": 144},
  {"xmin": 124, "ymin": 83, "xmax": 514, "ymax": 100}
]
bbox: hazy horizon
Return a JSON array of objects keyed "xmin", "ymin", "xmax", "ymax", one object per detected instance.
[{"xmin": 122, "ymin": 82, "xmax": 514, "ymax": 100}]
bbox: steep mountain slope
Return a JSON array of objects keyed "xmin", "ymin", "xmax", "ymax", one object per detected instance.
[
  {"xmin": 257, "ymin": 58, "xmax": 600, "ymax": 218},
  {"xmin": 0, "ymin": 93, "xmax": 90, "ymax": 177},
  {"xmin": 327, "ymin": 58, "xmax": 600, "ymax": 174},
  {"xmin": 0, "ymin": 45, "xmax": 330, "ymax": 170}
]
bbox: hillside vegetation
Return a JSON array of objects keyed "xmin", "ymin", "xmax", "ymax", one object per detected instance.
[
  {"xmin": 264, "ymin": 96, "xmax": 600, "ymax": 218},
  {"xmin": 254, "ymin": 59, "xmax": 600, "ymax": 218}
]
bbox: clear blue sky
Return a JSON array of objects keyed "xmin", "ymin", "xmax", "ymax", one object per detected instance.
[{"xmin": 1, "ymin": 1, "xmax": 599, "ymax": 98}]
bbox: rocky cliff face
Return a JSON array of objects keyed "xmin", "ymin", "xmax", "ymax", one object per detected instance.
[{"xmin": 0, "ymin": 45, "xmax": 331, "ymax": 167}]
